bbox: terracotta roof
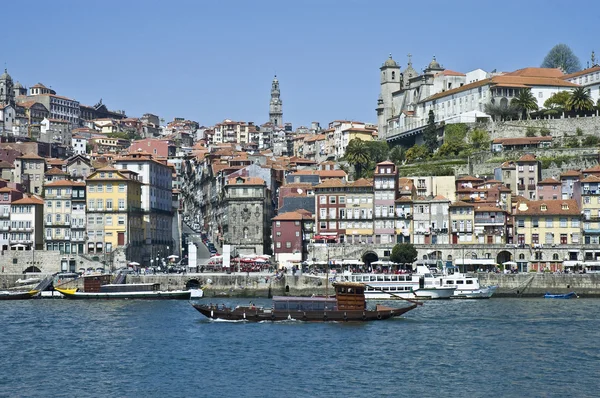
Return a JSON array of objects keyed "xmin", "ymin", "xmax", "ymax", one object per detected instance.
[
  {"xmin": 537, "ymin": 177, "xmax": 560, "ymax": 185},
  {"xmin": 349, "ymin": 178, "xmax": 373, "ymax": 187},
  {"xmin": 580, "ymin": 175, "xmax": 600, "ymax": 183},
  {"xmin": 0, "ymin": 160, "xmax": 14, "ymax": 168},
  {"xmin": 449, "ymin": 201, "xmax": 475, "ymax": 207},
  {"xmin": 517, "ymin": 154, "xmax": 537, "ymax": 162},
  {"xmin": 561, "ymin": 65, "xmax": 600, "ymax": 80},
  {"xmin": 44, "ymin": 180, "xmax": 86, "ymax": 187},
  {"xmin": 226, "ymin": 176, "xmax": 265, "ymax": 186},
  {"xmin": 272, "ymin": 211, "xmax": 313, "ymax": 221},
  {"xmin": 432, "ymin": 195, "xmax": 448, "ymax": 201},
  {"xmin": 560, "ymin": 170, "xmax": 582, "ymax": 177},
  {"xmin": 376, "ymin": 161, "xmax": 395, "ymax": 166},
  {"xmin": 504, "ymin": 67, "xmax": 564, "ymax": 78},
  {"xmin": 45, "ymin": 167, "xmax": 68, "ymax": 175},
  {"xmin": 17, "ymin": 153, "xmax": 44, "ymax": 160},
  {"xmin": 424, "ymin": 70, "xmax": 577, "ymax": 102},
  {"xmin": 436, "ymin": 70, "xmax": 465, "ymax": 77},
  {"xmin": 303, "ymin": 134, "xmax": 326, "ymax": 143},
  {"xmin": 395, "ymin": 197, "xmax": 413, "ymax": 203},
  {"xmin": 12, "ymin": 195, "xmax": 44, "ymax": 205},
  {"xmin": 314, "ymin": 179, "xmax": 346, "ymax": 189},
  {"xmin": 514, "ymin": 199, "xmax": 580, "ymax": 216}
]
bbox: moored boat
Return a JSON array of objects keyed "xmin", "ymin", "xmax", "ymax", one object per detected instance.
[
  {"xmin": 0, "ymin": 290, "xmax": 39, "ymax": 300},
  {"xmin": 191, "ymin": 282, "xmax": 419, "ymax": 322},
  {"xmin": 544, "ymin": 292, "xmax": 578, "ymax": 299},
  {"xmin": 341, "ymin": 272, "xmax": 455, "ymax": 300},
  {"xmin": 434, "ymin": 265, "xmax": 498, "ymax": 299},
  {"xmin": 55, "ymin": 274, "xmax": 193, "ymax": 300}
]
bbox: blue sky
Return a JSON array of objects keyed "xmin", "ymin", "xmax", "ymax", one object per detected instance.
[{"xmin": 2, "ymin": 0, "xmax": 598, "ymax": 128}]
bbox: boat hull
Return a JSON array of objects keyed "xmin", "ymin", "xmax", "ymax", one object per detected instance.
[
  {"xmin": 413, "ymin": 287, "xmax": 457, "ymax": 299},
  {"xmin": 55, "ymin": 288, "xmax": 191, "ymax": 300},
  {"xmin": 544, "ymin": 292, "xmax": 577, "ymax": 299},
  {"xmin": 191, "ymin": 303, "xmax": 417, "ymax": 322},
  {"xmin": 0, "ymin": 290, "xmax": 38, "ymax": 300},
  {"xmin": 452, "ymin": 285, "xmax": 498, "ymax": 299}
]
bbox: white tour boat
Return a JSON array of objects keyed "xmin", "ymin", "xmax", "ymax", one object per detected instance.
[
  {"xmin": 436, "ymin": 265, "xmax": 498, "ymax": 299},
  {"xmin": 341, "ymin": 272, "xmax": 456, "ymax": 300}
]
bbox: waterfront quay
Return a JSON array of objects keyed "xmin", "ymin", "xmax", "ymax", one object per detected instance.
[{"xmin": 5, "ymin": 271, "xmax": 600, "ymax": 298}]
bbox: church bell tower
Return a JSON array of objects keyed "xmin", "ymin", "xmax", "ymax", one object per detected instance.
[
  {"xmin": 0, "ymin": 69, "xmax": 15, "ymax": 107},
  {"xmin": 269, "ymin": 75, "xmax": 283, "ymax": 126}
]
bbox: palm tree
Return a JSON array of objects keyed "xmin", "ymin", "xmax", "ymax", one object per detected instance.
[
  {"xmin": 344, "ymin": 138, "xmax": 371, "ymax": 178},
  {"xmin": 566, "ymin": 87, "xmax": 594, "ymax": 113},
  {"xmin": 510, "ymin": 89, "xmax": 539, "ymax": 120}
]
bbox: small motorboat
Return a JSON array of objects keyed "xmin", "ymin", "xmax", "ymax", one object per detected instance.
[
  {"xmin": 544, "ymin": 292, "xmax": 578, "ymax": 299},
  {"xmin": 0, "ymin": 290, "xmax": 39, "ymax": 300}
]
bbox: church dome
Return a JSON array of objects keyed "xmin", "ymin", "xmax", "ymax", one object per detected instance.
[
  {"xmin": 0, "ymin": 69, "xmax": 12, "ymax": 81},
  {"xmin": 428, "ymin": 56, "xmax": 441, "ymax": 70},
  {"xmin": 14, "ymin": 81, "xmax": 23, "ymax": 89},
  {"xmin": 383, "ymin": 54, "xmax": 398, "ymax": 67}
]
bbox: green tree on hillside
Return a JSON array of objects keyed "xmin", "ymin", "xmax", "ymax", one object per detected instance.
[
  {"xmin": 405, "ymin": 144, "xmax": 429, "ymax": 163},
  {"xmin": 389, "ymin": 145, "xmax": 406, "ymax": 164},
  {"xmin": 541, "ymin": 44, "xmax": 581, "ymax": 74},
  {"xmin": 423, "ymin": 110, "xmax": 438, "ymax": 153},
  {"xmin": 344, "ymin": 138, "xmax": 371, "ymax": 178},
  {"xmin": 511, "ymin": 89, "xmax": 539, "ymax": 120},
  {"xmin": 365, "ymin": 140, "xmax": 390, "ymax": 164},
  {"xmin": 469, "ymin": 129, "xmax": 490, "ymax": 150},
  {"xmin": 566, "ymin": 87, "xmax": 595, "ymax": 113},
  {"xmin": 544, "ymin": 91, "xmax": 571, "ymax": 109}
]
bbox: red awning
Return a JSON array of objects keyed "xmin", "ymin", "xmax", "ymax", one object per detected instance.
[{"xmin": 314, "ymin": 235, "xmax": 337, "ymax": 241}]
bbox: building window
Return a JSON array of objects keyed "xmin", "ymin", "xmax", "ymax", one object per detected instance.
[
  {"xmin": 532, "ymin": 234, "xmax": 539, "ymax": 244},
  {"xmin": 276, "ymin": 221, "xmax": 280, "ymax": 227},
  {"xmin": 276, "ymin": 242, "xmax": 281, "ymax": 248},
  {"xmin": 560, "ymin": 234, "xmax": 567, "ymax": 244},
  {"xmin": 286, "ymin": 242, "xmax": 291, "ymax": 248}
]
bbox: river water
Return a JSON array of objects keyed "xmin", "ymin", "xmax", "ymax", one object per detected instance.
[{"xmin": 1, "ymin": 298, "xmax": 598, "ymax": 398}]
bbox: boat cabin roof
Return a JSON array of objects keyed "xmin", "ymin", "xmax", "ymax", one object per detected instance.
[{"xmin": 273, "ymin": 296, "xmax": 336, "ymax": 303}]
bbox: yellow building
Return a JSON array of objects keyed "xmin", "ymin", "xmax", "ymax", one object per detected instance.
[
  {"xmin": 449, "ymin": 201, "xmax": 475, "ymax": 244},
  {"xmin": 514, "ymin": 199, "xmax": 580, "ymax": 272},
  {"xmin": 85, "ymin": 166, "xmax": 144, "ymax": 262},
  {"xmin": 341, "ymin": 178, "xmax": 374, "ymax": 244},
  {"xmin": 581, "ymin": 175, "xmax": 600, "ymax": 244}
]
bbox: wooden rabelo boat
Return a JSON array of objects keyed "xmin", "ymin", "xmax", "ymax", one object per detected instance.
[
  {"xmin": 55, "ymin": 274, "xmax": 191, "ymax": 300},
  {"xmin": 0, "ymin": 290, "xmax": 39, "ymax": 300},
  {"xmin": 191, "ymin": 282, "xmax": 420, "ymax": 322}
]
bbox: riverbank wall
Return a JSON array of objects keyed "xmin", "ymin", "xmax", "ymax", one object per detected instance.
[{"xmin": 5, "ymin": 272, "xmax": 600, "ymax": 298}]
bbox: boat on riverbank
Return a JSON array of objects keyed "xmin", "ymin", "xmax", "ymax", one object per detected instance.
[
  {"xmin": 435, "ymin": 265, "xmax": 498, "ymax": 299},
  {"xmin": 341, "ymin": 272, "xmax": 456, "ymax": 299},
  {"xmin": 544, "ymin": 292, "xmax": 578, "ymax": 299},
  {"xmin": 55, "ymin": 274, "xmax": 193, "ymax": 300},
  {"xmin": 0, "ymin": 290, "xmax": 39, "ymax": 300},
  {"xmin": 191, "ymin": 281, "xmax": 419, "ymax": 322}
]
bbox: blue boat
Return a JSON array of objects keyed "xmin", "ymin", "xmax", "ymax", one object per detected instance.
[{"xmin": 544, "ymin": 292, "xmax": 578, "ymax": 299}]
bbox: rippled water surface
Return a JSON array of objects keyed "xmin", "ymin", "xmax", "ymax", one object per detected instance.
[{"xmin": 1, "ymin": 298, "xmax": 598, "ymax": 397}]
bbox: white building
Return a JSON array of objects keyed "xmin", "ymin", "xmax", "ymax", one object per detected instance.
[
  {"xmin": 10, "ymin": 195, "xmax": 44, "ymax": 251},
  {"xmin": 377, "ymin": 53, "xmax": 582, "ymax": 140},
  {"xmin": 562, "ymin": 64, "xmax": 600, "ymax": 104},
  {"xmin": 72, "ymin": 135, "xmax": 88, "ymax": 155}
]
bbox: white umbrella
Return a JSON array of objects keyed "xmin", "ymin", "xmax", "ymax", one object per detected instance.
[
  {"xmin": 503, "ymin": 261, "xmax": 517, "ymax": 266},
  {"xmin": 167, "ymin": 255, "xmax": 179, "ymax": 259},
  {"xmin": 128, "ymin": 261, "xmax": 140, "ymax": 266}
]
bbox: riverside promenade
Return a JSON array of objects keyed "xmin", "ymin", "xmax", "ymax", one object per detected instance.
[{"xmin": 16, "ymin": 271, "xmax": 599, "ymax": 298}]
